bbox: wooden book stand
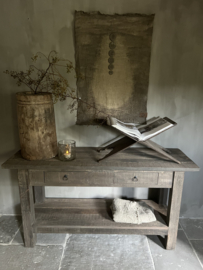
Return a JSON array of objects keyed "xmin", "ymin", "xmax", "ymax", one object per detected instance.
[{"xmin": 97, "ymin": 129, "xmax": 181, "ymax": 164}]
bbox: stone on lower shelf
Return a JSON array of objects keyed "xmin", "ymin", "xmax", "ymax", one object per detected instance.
[{"xmin": 111, "ymin": 198, "xmax": 156, "ymax": 224}]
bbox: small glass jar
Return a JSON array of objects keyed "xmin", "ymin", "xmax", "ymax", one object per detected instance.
[{"xmin": 58, "ymin": 140, "xmax": 76, "ymax": 161}]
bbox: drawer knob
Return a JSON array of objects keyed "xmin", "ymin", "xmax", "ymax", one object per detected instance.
[
  {"xmin": 63, "ymin": 175, "xmax": 68, "ymax": 181},
  {"xmin": 132, "ymin": 176, "xmax": 138, "ymax": 182}
]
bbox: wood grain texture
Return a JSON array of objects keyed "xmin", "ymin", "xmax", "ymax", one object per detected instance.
[
  {"xmin": 16, "ymin": 92, "xmax": 57, "ymax": 160},
  {"xmin": 75, "ymin": 12, "xmax": 154, "ymax": 124},
  {"xmin": 34, "ymin": 186, "xmax": 45, "ymax": 203},
  {"xmin": 29, "ymin": 170, "xmax": 172, "ymax": 188},
  {"xmin": 18, "ymin": 170, "xmax": 36, "ymax": 247},
  {"xmin": 1, "ymin": 148, "xmax": 199, "ymax": 172},
  {"xmin": 114, "ymin": 171, "xmax": 158, "ymax": 185},
  {"xmin": 140, "ymin": 140, "xmax": 181, "ymax": 164},
  {"xmin": 158, "ymin": 172, "xmax": 173, "ymax": 187},
  {"xmin": 30, "ymin": 171, "xmax": 45, "ymax": 185},
  {"xmin": 35, "ymin": 198, "xmax": 167, "ymax": 216},
  {"xmin": 97, "ymin": 136, "xmax": 137, "ymax": 162},
  {"xmin": 97, "ymin": 136, "xmax": 136, "ymax": 152},
  {"xmin": 44, "ymin": 171, "xmax": 115, "ymax": 186},
  {"xmin": 34, "ymin": 198, "xmax": 168, "ymax": 235},
  {"xmin": 159, "ymin": 188, "xmax": 169, "ymax": 206},
  {"xmin": 142, "ymin": 200, "xmax": 167, "ymax": 216},
  {"xmin": 98, "ymin": 134, "xmax": 180, "ymax": 165},
  {"xmin": 166, "ymin": 172, "xmax": 184, "ymax": 250}
]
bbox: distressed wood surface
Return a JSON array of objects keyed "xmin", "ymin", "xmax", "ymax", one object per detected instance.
[
  {"xmin": 16, "ymin": 92, "xmax": 57, "ymax": 160},
  {"xmin": 34, "ymin": 198, "xmax": 168, "ymax": 235},
  {"xmin": 114, "ymin": 171, "xmax": 158, "ymax": 185},
  {"xmin": 97, "ymin": 136, "xmax": 137, "ymax": 162},
  {"xmin": 143, "ymin": 200, "xmax": 167, "ymax": 216},
  {"xmin": 166, "ymin": 172, "xmax": 184, "ymax": 250},
  {"xmin": 98, "ymin": 136, "xmax": 180, "ymax": 165},
  {"xmin": 29, "ymin": 170, "xmax": 172, "ymax": 188},
  {"xmin": 1, "ymin": 148, "xmax": 199, "ymax": 172},
  {"xmin": 35, "ymin": 198, "xmax": 167, "ymax": 216},
  {"xmin": 140, "ymin": 140, "xmax": 181, "ymax": 164},
  {"xmin": 158, "ymin": 172, "xmax": 173, "ymax": 188},
  {"xmin": 75, "ymin": 12, "xmax": 154, "ymax": 124},
  {"xmin": 18, "ymin": 170, "xmax": 36, "ymax": 247},
  {"xmin": 34, "ymin": 186, "xmax": 45, "ymax": 203},
  {"xmin": 159, "ymin": 188, "xmax": 169, "ymax": 206}
]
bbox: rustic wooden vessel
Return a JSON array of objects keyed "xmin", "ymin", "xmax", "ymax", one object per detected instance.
[{"xmin": 16, "ymin": 92, "xmax": 57, "ymax": 160}]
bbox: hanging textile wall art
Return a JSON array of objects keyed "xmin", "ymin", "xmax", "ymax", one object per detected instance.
[{"xmin": 74, "ymin": 11, "xmax": 154, "ymax": 125}]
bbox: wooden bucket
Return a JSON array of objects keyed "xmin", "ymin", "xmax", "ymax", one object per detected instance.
[{"xmin": 16, "ymin": 92, "xmax": 58, "ymax": 160}]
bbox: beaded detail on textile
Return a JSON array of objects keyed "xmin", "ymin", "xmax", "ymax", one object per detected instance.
[{"xmin": 108, "ymin": 33, "xmax": 116, "ymax": 75}]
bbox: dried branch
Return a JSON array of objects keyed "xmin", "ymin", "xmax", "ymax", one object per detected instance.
[{"xmin": 4, "ymin": 50, "xmax": 108, "ymax": 120}]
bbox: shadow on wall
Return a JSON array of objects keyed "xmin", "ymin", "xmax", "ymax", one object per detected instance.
[{"xmin": 58, "ymin": 122, "xmax": 121, "ymax": 147}]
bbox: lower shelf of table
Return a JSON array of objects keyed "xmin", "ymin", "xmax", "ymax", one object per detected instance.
[{"xmin": 34, "ymin": 198, "xmax": 168, "ymax": 235}]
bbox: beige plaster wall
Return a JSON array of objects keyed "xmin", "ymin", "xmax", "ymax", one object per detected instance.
[{"xmin": 0, "ymin": 0, "xmax": 202, "ymax": 217}]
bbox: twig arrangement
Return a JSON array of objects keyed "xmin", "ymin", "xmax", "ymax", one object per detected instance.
[
  {"xmin": 4, "ymin": 50, "xmax": 109, "ymax": 122},
  {"xmin": 4, "ymin": 51, "xmax": 75, "ymax": 102}
]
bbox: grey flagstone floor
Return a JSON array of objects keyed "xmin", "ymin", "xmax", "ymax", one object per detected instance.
[{"xmin": 0, "ymin": 215, "xmax": 203, "ymax": 270}]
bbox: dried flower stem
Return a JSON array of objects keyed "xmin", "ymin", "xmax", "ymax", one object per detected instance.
[{"xmin": 4, "ymin": 50, "xmax": 110, "ymax": 121}]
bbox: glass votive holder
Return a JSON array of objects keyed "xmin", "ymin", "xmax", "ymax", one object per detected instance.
[{"xmin": 58, "ymin": 140, "xmax": 76, "ymax": 161}]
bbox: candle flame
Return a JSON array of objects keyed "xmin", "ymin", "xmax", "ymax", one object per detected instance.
[{"xmin": 66, "ymin": 150, "xmax": 69, "ymax": 154}]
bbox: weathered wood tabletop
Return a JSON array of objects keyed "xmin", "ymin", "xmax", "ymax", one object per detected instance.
[{"xmin": 1, "ymin": 147, "xmax": 199, "ymax": 172}]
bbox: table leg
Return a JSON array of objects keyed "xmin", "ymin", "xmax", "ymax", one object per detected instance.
[
  {"xmin": 18, "ymin": 169, "xmax": 36, "ymax": 247},
  {"xmin": 159, "ymin": 188, "xmax": 168, "ymax": 206},
  {"xmin": 165, "ymin": 172, "xmax": 184, "ymax": 250},
  {"xmin": 34, "ymin": 186, "xmax": 45, "ymax": 203}
]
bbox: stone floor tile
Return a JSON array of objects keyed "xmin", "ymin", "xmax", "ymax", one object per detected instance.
[
  {"xmin": 148, "ymin": 230, "xmax": 202, "ymax": 270},
  {"xmin": 180, "ymin": 218, "xmax": 203, "ymax": 240},
  {"xmin": 178, "ymin": 222, "xmax": 182, "ymax": 230},
  {"xmin": 35, "ymin": 233, "xmax": 67, "ymax": 246},
  {"xmin": 60, "ymin": 234, "xmax": 154, "ymax": 270},
  {"xmin": 12, "ymin": 227, "xmax": 67, "ymax": 245},
  {"xmin": 0, "ymin": 245, "xmax": 63, "ymax": 270},
  {"xmin": 190, "ymin": 240, "xmax": 203, "ymax": 267},
  {"xmin": 0, "ymin": 216, "xmax": 21, "ymax": 244}
]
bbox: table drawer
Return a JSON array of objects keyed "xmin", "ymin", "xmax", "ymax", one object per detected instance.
[
  {"xmin": 114, "ymin": 171, "xmax": 173, "ymax": 187},
  {"xmin": 29, "ymin": 170, "xmax": 173, "ymax": 188},
  {"xmin": 114, "ymin": 171, "xmax": 159, "ymax": 186},
  {"xmin": 44, "ymin": 171, "xmax": 115, "ymax": 186}
]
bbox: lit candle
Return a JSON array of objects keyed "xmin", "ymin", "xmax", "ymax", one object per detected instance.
[
  {"xmin": 58, "ymin": 140, "xmax": 75, "ymax": 162},
  {"xmin": 64, "ymin": 150, "xmax": 71, "ymax": 159}
]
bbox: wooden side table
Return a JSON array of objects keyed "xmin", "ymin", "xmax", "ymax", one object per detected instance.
[{"xmin": 2, "ymin": 147, "xmax": 199, "ymax": 249}]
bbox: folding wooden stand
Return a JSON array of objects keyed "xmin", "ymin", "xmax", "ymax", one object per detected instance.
[{"xmin": 97, "ymin": 135, "xmax": 181, "ymax": 164}]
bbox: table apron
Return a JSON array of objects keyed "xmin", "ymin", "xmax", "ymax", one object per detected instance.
[{"xmin": 29, "ymin": 170, "xmax": 173, "ymax": 188}]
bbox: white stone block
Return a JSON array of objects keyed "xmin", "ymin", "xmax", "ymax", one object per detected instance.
[{"xmin": 111, "ymin": 198, "xmax": 156, "ymax": 224}]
